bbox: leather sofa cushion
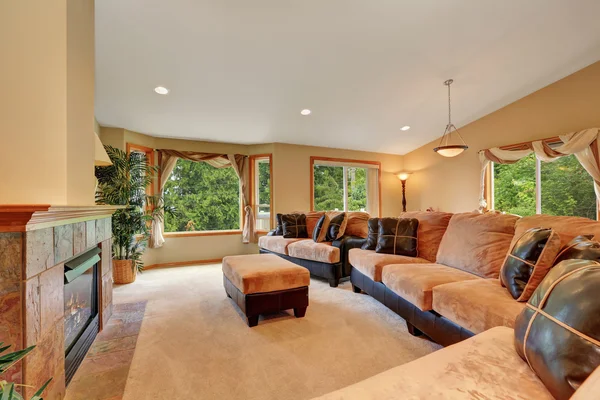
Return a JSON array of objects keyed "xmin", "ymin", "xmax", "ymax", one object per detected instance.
[
  {"xmin": 274, "ymin": 213, "xmax": 284, "ymax": 235},
  {"xmin": 222, "ymin": 254, "xmax": 310, "ymax": 294},
  {"xmin": 514, "ymin": 259, "xmax": 600, "ymax": 400},
  {"xmin": 282, "ymin": 213, "xmax": 309, "ymax": 238},
  {"xmin": 554, "ymin": 235, "xmax": 600, "ymax": 264},
  {"xmin": 500, "ymin": 228, "xmax": 561, "ymax": 301},
  {"xmin": 375, "ymin": 217, "xmax": 419, "ymax": 257},
  {"xmin": 349, "ymin": 249, "xmax": 429, "ymax": 282},
  {"xmin": 382, "ymin": 263, "xmax": 480, "ymax": 311},
  {"xmin": 258, "ymin": 235, "xmax": 304, "ymax": 255},
  {"xmin": 512, "ymin": 214, "xmax": 600, "ymax": 249},
  {"xmin": 288, "ymin": 240, "xmax": 340, "ymax": 264},
  {"xmin": 399, "ymin": 211, "xmax": 453, "ymax": 262},
  {"xmin": 312, "ymin": 327, "xmax": 553, "ymax": 400},
  {"xmin": 571, "ymin": 366, "xmax": 600, "ymax": 400},
  {"xmin": 432, "ymin": 279, "xmax": 525, "ymax": 334},
  {"xmin": 362, "ymin": 218, "xmax": 379, "ymax": 250},
  {"xmin": 436, "ymin": 212, "xmax": 519, "ymax": 278},
  {"xmin": 345, "ymin": 211, "xmax": 370, "ymax": 238}
]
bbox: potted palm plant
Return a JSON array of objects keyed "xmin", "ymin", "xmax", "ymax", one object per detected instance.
[
  {"xmin": 95, "ymin": 145, "xmax": 163, "ymax": 284},
  {"xmin": 0, "ymin": 343, "xmax": 50, "ymax": 399}
]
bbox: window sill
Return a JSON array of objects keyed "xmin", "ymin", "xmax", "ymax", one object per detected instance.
[{"xmin": 163, "ymin": 230, "xmax": 243, "ymax": 238}]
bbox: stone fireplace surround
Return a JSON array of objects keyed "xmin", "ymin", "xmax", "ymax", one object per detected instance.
[{"xmin": 0, "ymin": 205, "xmax": 119, "ymax": 399}]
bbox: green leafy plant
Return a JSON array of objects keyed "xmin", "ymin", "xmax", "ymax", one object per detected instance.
[
  {"xmin": 0, "ymin": 343, "xmax": 51, "ymax": 400},
  {"xmin": 95, "ymin": 145, "xmax": 164, "ymax": 272}
]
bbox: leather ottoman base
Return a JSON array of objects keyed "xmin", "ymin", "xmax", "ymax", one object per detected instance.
[{"xmin": 223, "ymin": 275, "xmax": 309, "ymax": 327}]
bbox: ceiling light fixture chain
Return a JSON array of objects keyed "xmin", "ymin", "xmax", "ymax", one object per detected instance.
[{"xmin": 433, "ymin": 78, "xmax": 469, "ymax": 157}]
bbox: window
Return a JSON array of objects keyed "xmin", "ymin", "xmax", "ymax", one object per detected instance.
[
  {"xmin": 492, "ymin": 153, "xmax": 596, "ymax": 219},
  {"xmin": 250, "ymin": 155, "xmax": 272, "ymax": 231},
  {"xmin": 311, "ymin": 157, "xmax": 380, "ymax": 215},
  {"xmin": 163, "ymin": 159, "xmax": 240, "ymax": 232}
]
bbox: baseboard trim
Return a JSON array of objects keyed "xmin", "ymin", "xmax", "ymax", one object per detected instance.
[{"xmin": 144, "ymin": 258, "xmax": 223, "ymax": 270}]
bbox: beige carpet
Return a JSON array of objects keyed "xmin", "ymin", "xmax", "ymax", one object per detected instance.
[{"xmin": 115, "ymin": 264, "xmax": 440, "ymax": 400}]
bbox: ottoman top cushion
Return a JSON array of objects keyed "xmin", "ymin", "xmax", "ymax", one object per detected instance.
[{"xmin": 222, "ymin": 254, "xmax": 310, "ymax": 294}]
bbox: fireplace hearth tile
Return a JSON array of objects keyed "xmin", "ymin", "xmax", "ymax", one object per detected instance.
[
  {"xmin": 24, "ymin": 276, "xmax": 41, "ymax": 346},
  {"xmin": 0, "ymin": 233, "xmax": 22, "ymax": 282},
  {"xmin": 0, "ymin": 281, "xmax": 23, "ymax": 384},
  {"xmin": 25, "ymin": 228, "xmax": 54, "ymax": 278},
  {"xmin": 104, "ymin": 218, "xmax": 112, "ymax": 242},
  {"xmin": 73, "ymin": 222, "xmax": 86, "ymax": 256},
  {"xmin": 87, "ymin": 335, "xmax": 137, "ymax": 357},
  {"xmin": 96, "ymin": 218, "xmax": 106, "ymax": 243},
  {"xmin": 101, "ymin": 240, "xmax": 112, "ymax": 277},
  {"xmin": 86, "ymin": 220, "xmax": 96, "ymax": 247},
  {"xmin": 54, "ymin": 224, "xmax": 74, "ymax": 265},
  {"xmin": 40, "ymin": 264, "xmax": 65, "ymax": 336}
]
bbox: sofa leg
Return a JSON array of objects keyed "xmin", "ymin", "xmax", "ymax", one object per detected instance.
[
  {"xmin": 294, "ymin": 307, "xmax": 307, "ymax": 318},
  {"xmin": 247, "ymin": 315, "xmax": 259, "ymax": 327},
  {"xmin": 351, "ymin": 284, "xmax": 362, "ymax": 293},
  {"xmin": 328, "ymin": 278, "xmax": 339, "ymax": 288},
  {"xmin": 406, "ymin": 322, "xmax": 423, "ymax": 337}
]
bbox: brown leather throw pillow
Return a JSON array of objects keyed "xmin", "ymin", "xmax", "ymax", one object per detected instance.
[
  {"xmin": 282, "ymin": 214, "xmax": 308, "ymax": 238},
  {"xmin": 375, "ymin": 217, "xmax": 419, "ymax": 257},
  {"xmin": 514, "ymin": 259, "xmax": 600, "ymax": 400},
  {"xmin": 500, "ymin": 227, "xmax": 561, "ymax": 302},
  {"xmin": 554, "ymin": 235, "xmax": 600, "ymax": 264},
  {"xmin": 274, "ymin": 213, "xmax": 284, "ymax": 236},
  {"xmin": 362, "ymin": 218, "xmax": 379, "ymax": 250},
  {"xmin": 312, "ymin": 214, "xmax": 330, "ymax": 243},
  {"xmin": 325, "ymin": 212, "xmax": 348, "ymax": 241}
]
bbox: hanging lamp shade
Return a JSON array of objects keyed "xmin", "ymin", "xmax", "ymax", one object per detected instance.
[{"xmin": 433, "ymin": 79, "xmax": 468, "ymax": 158}]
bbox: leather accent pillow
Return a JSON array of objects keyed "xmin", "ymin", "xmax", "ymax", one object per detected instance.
[
  {"xmin": 312, "ymin": 214, "xmax": 330, "ymax": 243},
  {"xmin": 514, "ymin": 259, "xmax": 600, "ymax": 400},
  {"xmin": 500, "ymin": 227, "xmax": 561, "ymax": 302},
  {"xmin": 375, "ymin": 217, "xmax": 419, "ymax": 257},
  {"xmin": 554, "ymin": 235, "xmax": 600, "ymax": 264},
  {"xmin": 325, "ymin": 212, "xmax": 348, "ymax": 241},
  {"xmin": 362, "ymin": 218, "xmax": 379, "ymax": 250},
  {"xmin": 282, "ymin": 214, "xmax": 308, "ymax": 238},
  {"xmin": 274, "ymin": 213, "xmax": 284, "ymax": 236}
]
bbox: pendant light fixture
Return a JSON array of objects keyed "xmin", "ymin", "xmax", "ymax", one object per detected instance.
[{"xmin": 433, "ymin": 79, "xmax": 468, "ymax": 157}]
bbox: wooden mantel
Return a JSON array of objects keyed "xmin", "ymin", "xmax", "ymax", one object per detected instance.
[{"xmin": 0, "ymin": 204, "xmax": 123, "ymax": 232}]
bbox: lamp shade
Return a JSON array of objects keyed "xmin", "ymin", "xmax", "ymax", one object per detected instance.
[
  {"xmin": 94, "ymin": 132, "xmax": 112, "ymax": 166},
  {"xmin": 397, "ymin": 172, "xmax": 412, "ymax": 181},
  {"xmin": 433, "ymin": 144, "xmax": 468, "ymax": 158}
]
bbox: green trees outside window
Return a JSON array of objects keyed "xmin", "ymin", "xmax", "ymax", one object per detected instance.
[
  {"xmin": 493, "ymin": 153, "xmax": 596, "ymax": 219},
  {"xmin": 313, "ymin": 165, "xmax": 367, "ymax": 212},
  {"xmin": 163, "ymin": 159, "xmax": 240, "ymax": 232}
]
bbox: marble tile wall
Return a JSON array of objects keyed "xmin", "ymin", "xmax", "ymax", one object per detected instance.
[{"xmin": 0, "ymin": 217, "xmax": 113, "ymax": 400}]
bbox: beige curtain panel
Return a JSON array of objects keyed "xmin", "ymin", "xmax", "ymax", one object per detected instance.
[
  {"xmin": 478, "ymin": 128, "xmax": 600, "ymax": 211},
  {"xmin": 151, "ymin": 150, "xmax": 256, "ymax": 247}
]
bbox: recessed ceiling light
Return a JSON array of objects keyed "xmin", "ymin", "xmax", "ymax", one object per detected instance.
[
  {"xmin": 300, "ymin": 109, "xmax": 311, "ymax": 116},
  {"xmin": 401, "ymin": 125, "xmax": 411, "ymax": 131},
  {"xmin": 154, "ymin": 86, "xmax": 169, "ymax": 95}
]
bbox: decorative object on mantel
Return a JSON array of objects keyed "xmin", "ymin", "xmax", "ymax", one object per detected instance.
[
  {"xmin": 0, "ymin": 342, "xmax": 51, "ymax": 399},
  {"xmin": 397, "ymin": 172, "xmax": 412, "ymax": 212},
  {"xmin": 95, "ymin": 145, "xmax": 165, "ymax": 284},
  {"xmin": 433, "ymin": 79, "xmax": 469, "ymax": 158}
]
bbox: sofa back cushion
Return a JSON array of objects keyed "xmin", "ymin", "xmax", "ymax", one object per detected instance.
[
  {"xmin": 436, "ymin": 212, "xmax": 520, "ymax": 278},
  {"xmin": 512, "ymin": 214, "xmax": 600, "ymax": 249},
  {"xmin": 344, "ymin": 211, "xmax": 370, "ymax": 238},
  {"xmin": 375, "ymin": 217, "xmax": 419, "ymax": 257},
  {"xmin": 400, "ymin": 211, "xmax": 453, "ymax": 262},
  {"xmin": 305, "ymin": 211, "xmax": 325, "ymax": 236}
]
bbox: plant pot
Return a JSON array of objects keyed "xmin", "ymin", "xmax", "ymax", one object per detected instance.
[{"xmin": 113, "ymin": 259, "xmax": 136, "ymax": 284}]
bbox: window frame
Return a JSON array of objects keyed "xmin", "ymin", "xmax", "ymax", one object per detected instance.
[
  {"xmin": 309, "ymin": 156, "xmax": 382, "ymax": 217},
  {"xmin": 249, "ymin": 154, "xmax": 273, "ymax": 233},
  {"xmin": 485, "ymin": 137, "xmax": 599, "ymax": 220}
]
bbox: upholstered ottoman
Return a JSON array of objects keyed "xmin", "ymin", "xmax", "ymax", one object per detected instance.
[{"xmin": 222, "ymin": 254, "xmax": 310, "ymax": 327}]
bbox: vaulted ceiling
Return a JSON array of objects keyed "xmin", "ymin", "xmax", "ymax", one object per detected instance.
[{"xmin": 95, "ymin": 0, "xmax": 600, "ymax": 155}]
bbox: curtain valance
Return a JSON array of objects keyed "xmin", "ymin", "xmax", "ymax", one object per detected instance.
[
  {"xmin": 150, "ymin": 150, "xmax": 256, "ymax": 248},
  {"xmin": 478, "ymin": 128, "xmax": 600, "ymax": 211}
]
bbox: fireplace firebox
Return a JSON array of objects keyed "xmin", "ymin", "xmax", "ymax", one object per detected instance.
[{"xmin": 64, "ymin": 247, "xmax": 101, "ymax": 385}]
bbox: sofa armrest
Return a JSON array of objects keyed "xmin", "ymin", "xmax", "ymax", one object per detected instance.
[{"xmin": 332, "ymin": 236, "xmax": 366, "ymax": 277}]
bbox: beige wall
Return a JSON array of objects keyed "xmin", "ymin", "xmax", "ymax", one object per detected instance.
[
  {"xmin": 0, "ymin": 0, "xmax": 95, "ymax": 205},
  {"xmin": 404, "ymin": 61, "xmax": 600, "ymax": 213},
  {"xmin": 98, "ymin": 128, "xmax": 404, "ymax": 266}
]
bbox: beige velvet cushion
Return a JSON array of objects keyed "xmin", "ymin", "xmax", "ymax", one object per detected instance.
[
  {"xmin": 222, "ymin": 254, "xmax": 310, "ymax": 294},
  {"xmin": 433, "ymin": 279, "xmax": 525, "ymax": 334},
  {"xmin": 312, "ymin": 327, "xmax": 553, "ymax": 400},
  {"xmin": 288, "ymin": 240, "xmax": 340, "ymax": 264},
  {"xmin": 400, "ymin": 211, "xmax": 453, "ymax": 262},
  {"xmin": 258, "ymin": 235, "xmax": 304, "ymax": 255},
  {"xmin": 382, "ymin": 263, "xmax": 480, "ymax": 311},
  {"xmin": 345, "ymin": 211, "xmax": 370, "ymax": 238},
  {"xmin": 512, "ymin": 214, "xmax": 600, "ymax": 249},
  {"xmin": 571, "ymin": 366, "xmax": 600, "ymax": 400},
  {"xmin": 436, "ymin": 212, "xmax": 520, "ymax": 278},
  {"xmin": 349, "ymin": 248, "xmax": 429, "ymax": 282}
]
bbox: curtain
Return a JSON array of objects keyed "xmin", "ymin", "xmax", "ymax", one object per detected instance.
[
  {"xmin": 149, "ymin": 152, "xmax": 178, "ymax": 248},
  {"xmin": 228, "ymin": 154, "xmax": 257, "ymax": 244},
  {"xmin": 478, "ymin": 128, "xmax": 600, "ymax": 211}
]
